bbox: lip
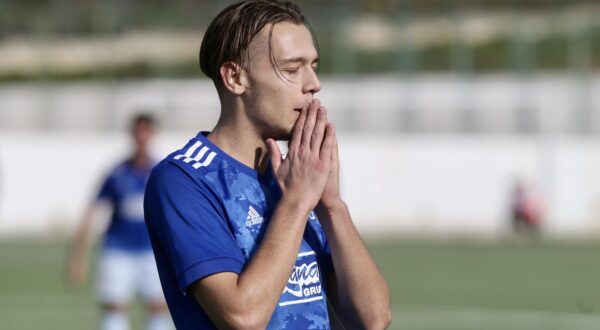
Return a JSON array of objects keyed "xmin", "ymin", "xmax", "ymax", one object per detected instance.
[{"xmin": 294, "ymin": 101, "xmax": 312, "ymax": 112}]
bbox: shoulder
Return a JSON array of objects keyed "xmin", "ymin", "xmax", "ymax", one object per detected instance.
[
  {"xmin": 154, "ymin": 138, "xmax": 223, "ymax": 185},
  {"xmin": 97, "ymin": 161, "xmax": 128, "ymax": 190},
  {"xmin": 103, "ymin": 159, "xmax": 132, "ymax": 179},
  {"xmin": 147, "ymin": 157, "xmax": 199, "ymax": 193},
  {"xmin": 146, "ymin": 139, "xmax": 223, "ymax": 202},
  {"xmin": 170, "ymin": 138, "xmax": 220, "ymax": 172},
  {"xmin": 145, "ymin": 157, "xmax": 225, "ymax": 221}
]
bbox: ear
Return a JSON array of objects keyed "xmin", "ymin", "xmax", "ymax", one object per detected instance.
[{"xmin": 219, "ymin": 61, "xmax": 248, "ymax": 95}]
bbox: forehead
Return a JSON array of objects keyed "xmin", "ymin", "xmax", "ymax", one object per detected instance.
[{"xmin": 249, "ymin": 22, "xmax": 317, "ymax": 63}]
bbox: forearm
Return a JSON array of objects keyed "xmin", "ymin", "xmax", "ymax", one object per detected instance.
[
  {"xmin": 239, "ymin": 198, "xmax": 309, "ymax": 311},
  {"xmin": 195, "ymin": 196, "xmax": 312, "ymax": 328},
  {"xmin": 66, "ymin": 207, "xmax": 97, "ymax": 285},
  {"xmin": 68, "ymin": 209, "xmax": 95, "ymax": 259},
  {"xmin": 317, "ymin": 201, "xmax": 391, "ymax": 329}
]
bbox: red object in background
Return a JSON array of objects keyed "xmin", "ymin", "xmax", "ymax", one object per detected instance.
[{"xmin": 512, "ymin": 182, "xmax": 545, "ymax": 230}]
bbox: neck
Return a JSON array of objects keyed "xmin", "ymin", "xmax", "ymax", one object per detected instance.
[
  {"xmin": 207, "ymin": 112, "xmax": 270, "ymax": 175},
  {"xmin": 131, "ymin": 150, "xmax": 150, "ymax": 169}
]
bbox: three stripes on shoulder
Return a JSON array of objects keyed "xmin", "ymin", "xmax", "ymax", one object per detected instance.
[{"xmin": 173, "ymin": 141, "xmax": 217, "ymax": 169}]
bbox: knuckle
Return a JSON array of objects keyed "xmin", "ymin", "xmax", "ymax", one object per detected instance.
[{"xmin": 298, "ymin": 148, "xmax": 309, "ymax": 159}]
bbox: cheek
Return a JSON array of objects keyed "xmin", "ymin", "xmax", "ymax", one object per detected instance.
[
  {"xmin": 262, "ymin": 88, "xmax": 289, "ymax": 114},
  {"xmin": 249, "ymin": 76, "xmax": 298, "ymax": 120}
]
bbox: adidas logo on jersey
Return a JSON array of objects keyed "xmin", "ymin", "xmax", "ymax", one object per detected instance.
[
  {"xmin": 245, "ymin": 206, "xmax": 264, "ymax": 227},
  {"xmin": 173, "ymin": 141, "xmax": 217, "ymax": 169}
]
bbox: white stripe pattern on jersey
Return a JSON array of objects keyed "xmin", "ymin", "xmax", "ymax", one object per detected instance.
[
  {"xmin": 173, "ymin": 141, "xmax": 217, "ymax": 169},
  {"xmin": 192, "ymin": 151, "xmax": 217, "ymax": 169},
  {"xmin": 174, "ymin": 141, "xmax": 201, "ymax": 160},
  {"xmin": 184, "ymin": 146, "xmax": 209, "ymax": 163}
]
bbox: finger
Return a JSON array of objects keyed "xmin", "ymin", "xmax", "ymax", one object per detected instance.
[
  {"xmin": 319, "ymin": 123, "xmax": 335, "ymax": 162},
  {"xmin": 301, "ymin": 99, "xmax": 321, "ymax": 147},
  {"xmin": 331, "ymin": 125, "xmax": 339, "ymax": 165},
  {"xmin": 266, "ymin": 138, "xmax": 282, "ymax": 172},
  {"xmin": 310, "ymin": 106, "xmax": 328, "ymax": 152},
  {"xmin": 289, "ymin": 106, "xmax": 307, "ymax": 153}
]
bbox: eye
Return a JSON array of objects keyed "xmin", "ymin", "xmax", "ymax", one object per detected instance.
[{"xmin": 283, "ymin": 67, "xmax": 299, "ymax": 74}]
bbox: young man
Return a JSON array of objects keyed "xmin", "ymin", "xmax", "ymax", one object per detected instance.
[
  {"xmin": 144, "ymin": 1, "xmax": 391, "ymax": 328},
  {"xmin": 67, "ymin": 114, "xmax": 172, "ymax": 330}
]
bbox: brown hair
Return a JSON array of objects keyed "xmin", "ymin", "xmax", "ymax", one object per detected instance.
[
  {"xmin": 199, "ymin": 0, "xmax": 314, "ymax": 87},
  {"xmin": 130, "ymin": 112, "xmax": 155, "ymax": 132}
]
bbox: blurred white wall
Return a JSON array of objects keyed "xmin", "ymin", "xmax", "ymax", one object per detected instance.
[{"xmin": 1, "ymin": 132, "xmax": 600, "ymax": 239}]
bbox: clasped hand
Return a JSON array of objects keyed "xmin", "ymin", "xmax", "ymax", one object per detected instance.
[{"xmin": 266, "ymin": 99, "xmax": 341, "ymax": 211}]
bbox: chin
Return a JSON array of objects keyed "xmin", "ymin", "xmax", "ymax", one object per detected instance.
[
  {"xmin": 269, "ymin": 126, "xmax": 294, "ymax": 141},
  {"xmin": 275, "ymin": 130, "xmax": 293, "ymax": 141}
]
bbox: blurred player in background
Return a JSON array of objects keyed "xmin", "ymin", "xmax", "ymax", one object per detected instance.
[
  {"xmin": 144, "ymin": 1, "xmax": 391, "ymax": 329},
  {"xmin": 67, "ymin": 114, "xmax": 171, "ymax": 330}
]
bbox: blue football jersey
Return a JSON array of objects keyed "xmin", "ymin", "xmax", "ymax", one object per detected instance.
[
  {"xmin": 144, "ymin": 132, "xmax": 333, "ymax": 329},
  {"xmin": 97, "ymin": 160, "xmax": 154, "ymax": 252}
]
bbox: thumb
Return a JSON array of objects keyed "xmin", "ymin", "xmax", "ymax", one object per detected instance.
[{"xmin": 266, "ymin": 138, "xmax": 282, "ymax": 171}]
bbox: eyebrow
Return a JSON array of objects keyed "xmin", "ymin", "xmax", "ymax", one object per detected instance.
[{"xmin": 278, "ymin": 57, "xmax": 319, "ymax": 66}]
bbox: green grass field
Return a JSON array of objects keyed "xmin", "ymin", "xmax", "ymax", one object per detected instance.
[{"xmin": 1, "ymin": 239, "xmax": 600, "ymax": 330}]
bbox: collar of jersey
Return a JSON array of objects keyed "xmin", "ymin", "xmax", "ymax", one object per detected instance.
[
  {"xmin": 123, "ymin": 158, "xmax": 156, "ymax": 175},
  {"xmin": 195, "ymin": 131, "xmax": 273, "ymax": 184}
]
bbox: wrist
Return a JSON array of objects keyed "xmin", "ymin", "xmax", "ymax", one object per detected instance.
[
  {"xmin": 317, "ymin": 198, "xmax": 346, "ymax": 214},
  {"xmin": 315, "ymin": 199, "xmax": 348, "ymax": 222},
  {"xmin": 278, "ymin": 194, "xmax": 315, "ymax": 218}
]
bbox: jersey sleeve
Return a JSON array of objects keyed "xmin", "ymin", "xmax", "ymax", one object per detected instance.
[
  {"xmin": 144, "ymin": 162, "xmax": 245, "ymax": 293},
  {"xmin": 96, "ymin": 174, "xmax": 115, "ymax": 202}
]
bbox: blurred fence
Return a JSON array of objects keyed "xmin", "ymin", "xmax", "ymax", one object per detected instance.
[{"xmin": 1, "ymin": 74, "xmax": 599, "ymax": 134}]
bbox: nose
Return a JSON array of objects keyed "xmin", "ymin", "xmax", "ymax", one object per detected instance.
[{"xmin": 303, "ymin": 67, "xmax": 321, "ymax": 95}]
